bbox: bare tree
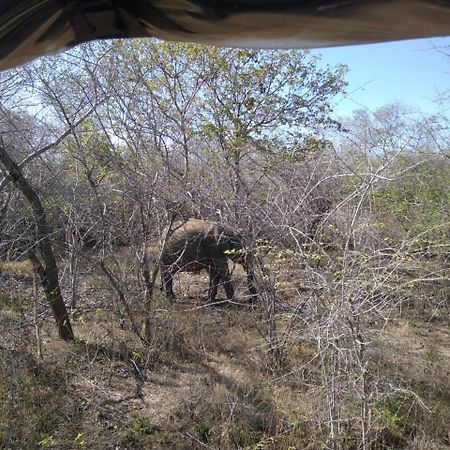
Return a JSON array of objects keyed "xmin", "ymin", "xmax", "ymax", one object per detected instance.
[{"xmin": 0, "ymin": 145, "xmax": 73, "ymax": 340}]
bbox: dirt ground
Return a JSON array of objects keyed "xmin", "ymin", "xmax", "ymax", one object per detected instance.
[{"xmin": 1, "ymin": 259, "xmax": 449, "ymax": 449}]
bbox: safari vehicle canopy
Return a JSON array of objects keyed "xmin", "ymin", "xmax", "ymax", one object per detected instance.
[{"xmin": 1, "ymin": 0, "xmax": 450, "ymax": 70}]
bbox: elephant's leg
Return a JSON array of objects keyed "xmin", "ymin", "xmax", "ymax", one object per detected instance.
[
  {"xmin": 241, "ymin": 257, "xmax": 257, "ymax": 302},
  {"xmin": 142, "ymin": 260, "xmax": 154, "ymax": 300},
  {"xmin": 216, "ymin": 259, "xmax": 234, "ymax": 300},
  {"xmin": 161, "ymin": 266, "xmax": 176, "ymax": 303},
  {"xmin": 247, "ymin": 270, "xmax": 257, "ymax": 303},
  {"xmin": 208, "ymin": 266, "xmax": 220, "ymax": 302}
]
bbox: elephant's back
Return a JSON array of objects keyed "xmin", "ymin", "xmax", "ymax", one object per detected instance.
[
  {"xmin": 168, "ymin": 219, "xmax": 214, "ymax": 242},
  {"xmin": 161, "ymin": 219, "xmax": 216, "ymax": 267},
  {"xmin": 161, "ymin": 218, "xmax": 245, "ymax": 266}
]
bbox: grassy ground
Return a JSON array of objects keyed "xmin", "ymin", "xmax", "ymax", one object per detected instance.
[{"xmin": 0, "ymin": 253, "xmax": 449, "ymax": 450}]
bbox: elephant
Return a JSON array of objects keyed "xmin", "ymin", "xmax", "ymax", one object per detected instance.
[{"xmin": 143, "ymin": 218, "xmax": 257, "ymax": 303}]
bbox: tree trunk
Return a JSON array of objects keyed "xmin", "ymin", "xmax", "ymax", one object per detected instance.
[{"xmin": 0, "ymin": 145, "xmax": 74, "ymax": 340}]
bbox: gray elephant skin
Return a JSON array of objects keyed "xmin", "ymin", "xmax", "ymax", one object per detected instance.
[{"xmin": 143, "ymin": 218, "xmax": 257, "ymax": 303}]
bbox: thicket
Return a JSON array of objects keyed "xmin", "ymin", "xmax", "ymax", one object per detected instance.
[{"xmin": 0, "ymin": 40, "xmax": 448, "ymax": 449}]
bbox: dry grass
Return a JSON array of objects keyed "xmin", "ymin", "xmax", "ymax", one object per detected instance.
[
  {"xmin": 0, "ymin": 259, "xmax": 37, "ymax": 275},
  {"xmin": 1, "ymin": 252, "xmax": 449, "ymax": 450}
]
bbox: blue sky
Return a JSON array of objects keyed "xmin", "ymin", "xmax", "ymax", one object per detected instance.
[{"xmin": 311, "ymin": 36, "xmax": 450, "ymax": 118}]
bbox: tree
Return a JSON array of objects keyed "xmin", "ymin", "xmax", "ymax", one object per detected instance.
[
  {"xmin": 1, "ymin": 40, "xmax": 347, "ymax": 342},
  {"xmin": 0, "ymin": 55, "xmax": 105, "ymax": 340},
  {"xmin": 0, "ymin": 144, "xmax": 74, "ymax": 340}
]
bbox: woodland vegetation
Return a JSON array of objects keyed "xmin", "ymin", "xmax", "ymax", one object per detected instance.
[{"xmin": 0, "ymin": 40, "xmax": 449, "ymax": 449}]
